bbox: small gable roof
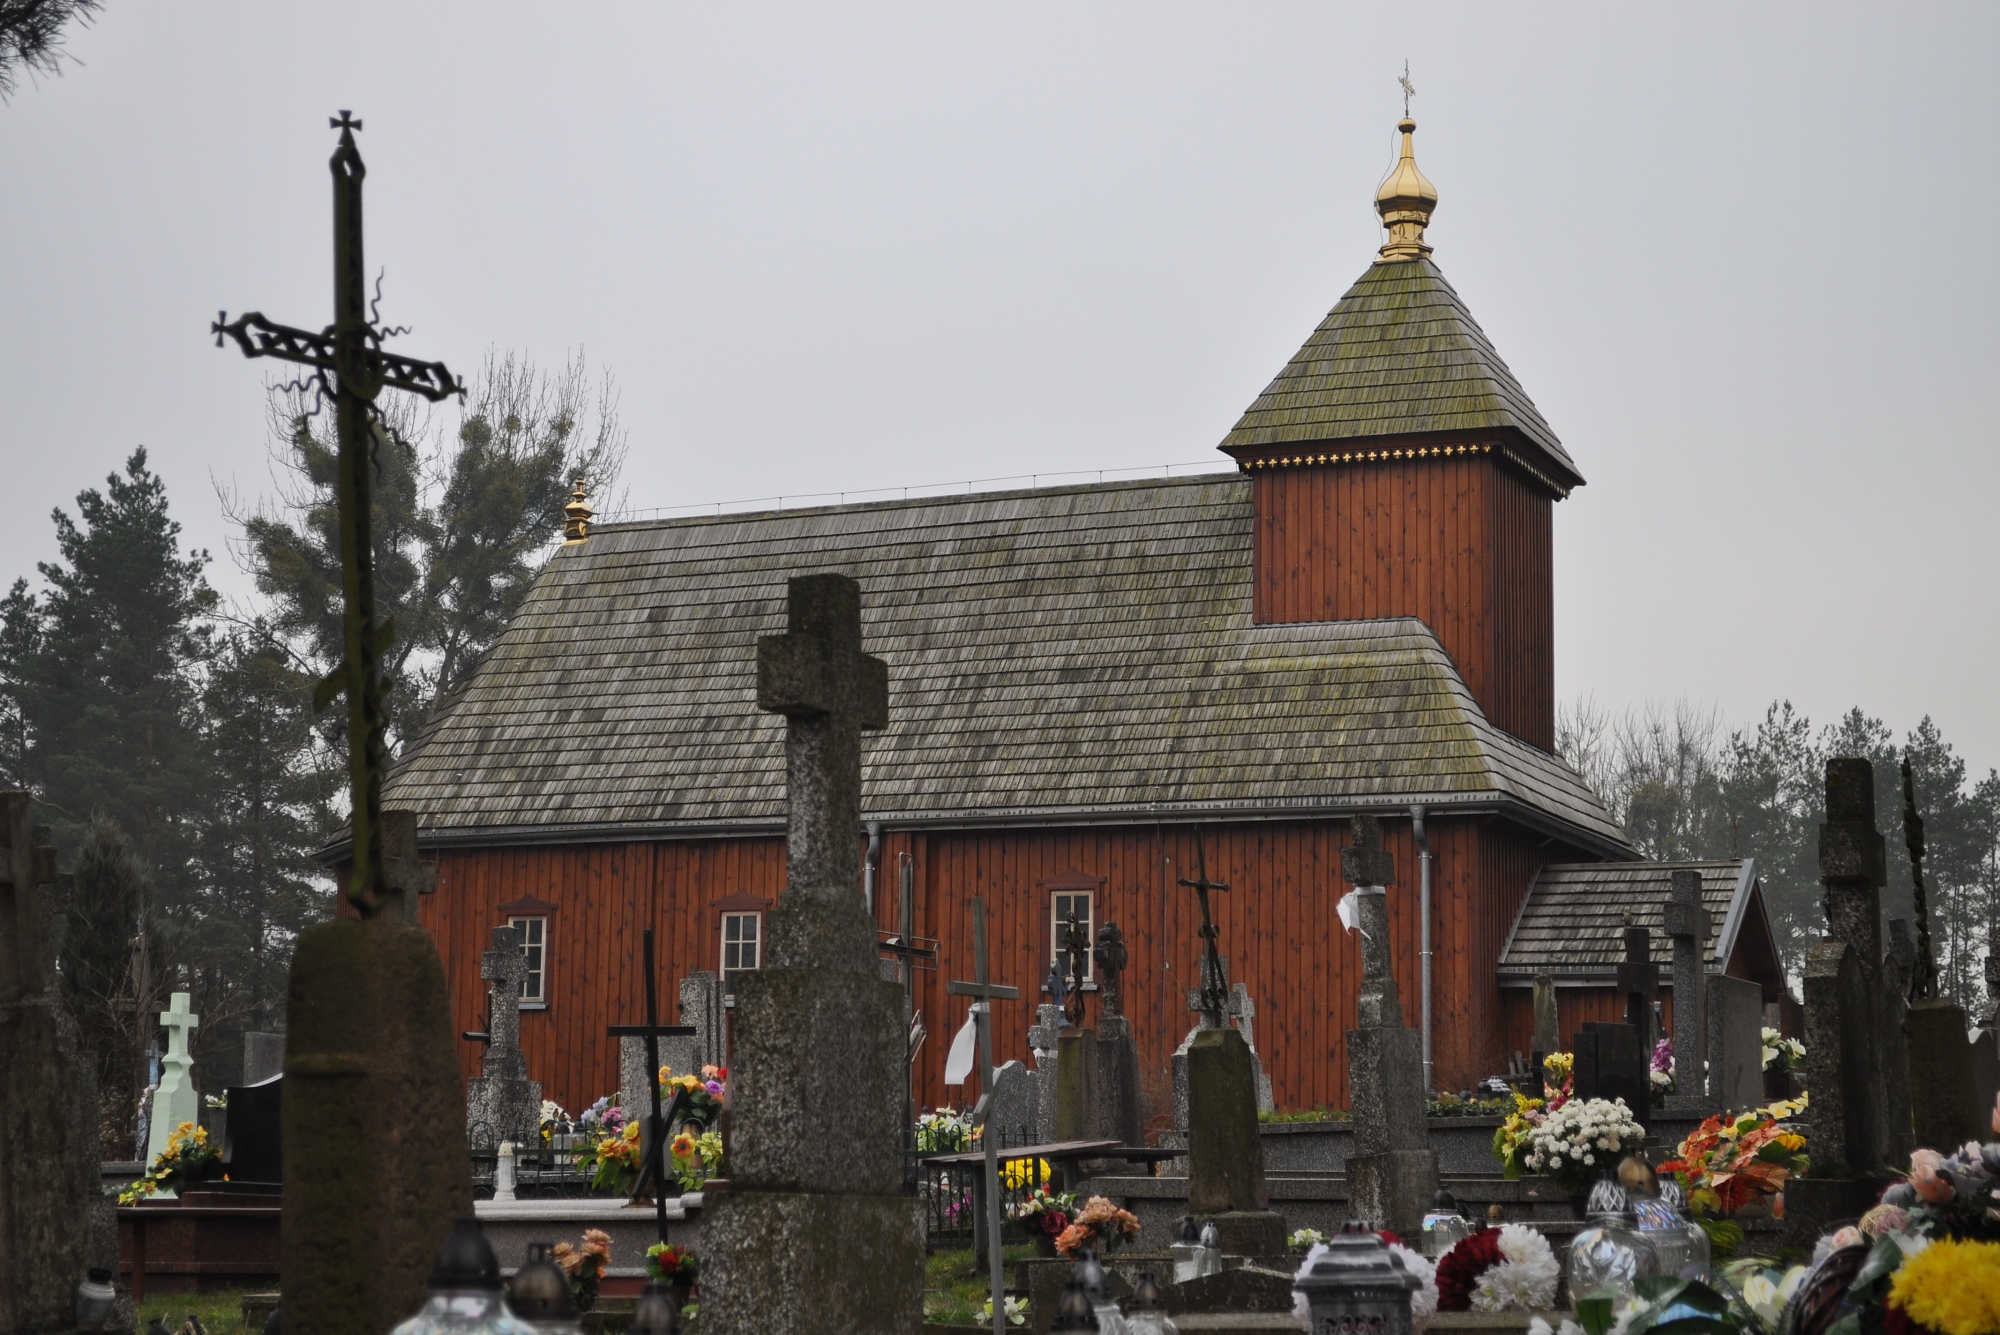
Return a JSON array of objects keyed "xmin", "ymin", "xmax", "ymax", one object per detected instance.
[
  {"xmin": 1219, "ymin": 258, "xmax": 1584, "ymax": 493},
  {"xmin": 371, "ymin": 476, "xmax": 1627, "ymax": 855},
  {"xmin": 1497, "ymin": 859, "xmax": 1778, "ymax": 986}
]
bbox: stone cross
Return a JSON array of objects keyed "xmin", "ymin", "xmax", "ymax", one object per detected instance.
[
  {"xmin": 704, "ymin": 573, "xmax": 921, "ymax": 1335},
  {"xmin": 479, "ymin": 929, "xmax": 528, "ymax": 1080},
  {"xmin": 0, "ymin": 794, "xmax": 96, "ymax": 1333},
  {"xmin": 753, "ymin": 573, "xmax": 889, "ymax": 970},
  {"xmin": 1615, "ymin": 914, "xmax": 1659, "ymax": 1044},
  {"xmin": 1093, "ymin": 921, "xmax": 1128, "ymax": 1020},
  {"xmin": 1227, "ymin": 982, "xmax": 1274, "ymax": 1113},
  {"xmin": 1662, "ymin": 869, "xmax": 1713, "ymax": 1107},
  {"xmin": 1342, "ymin": 815, "xmax": 1401, "ymax": 1028},
  {"xmin": 147, "ymin": 992, "xmax": 203, "ymax": 1169},
  {"xmin": 1028, "ymin": 1003, "xmax": 1064, "ymax": 1143}
]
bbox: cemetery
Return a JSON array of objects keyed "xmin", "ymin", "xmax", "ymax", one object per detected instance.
[{"xmin": 6, "ymin": 52, "xmax": 2000, "ymax": 1335}]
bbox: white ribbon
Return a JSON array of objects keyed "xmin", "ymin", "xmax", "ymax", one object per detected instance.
[
  {"xmin": 944, "ymin": 1003, "xmax": 983, "ymax": 1085},
  {"xmin": 1336, "ymin": 889, "xmax": 1360, "ymax": 935}
]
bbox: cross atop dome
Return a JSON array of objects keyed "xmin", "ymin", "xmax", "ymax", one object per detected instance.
[{"xmin": 1375, "ymin": 116, "xmax": 1438, "ymax": 262}]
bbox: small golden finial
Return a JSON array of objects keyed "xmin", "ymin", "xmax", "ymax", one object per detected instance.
[
  {"xmin": 1375, "ymin": 68, "xmax": 1437, "ymax": 263},
  {"xmin": 562, "ymin": 476, "xmax": 593, "ymax": 545}
]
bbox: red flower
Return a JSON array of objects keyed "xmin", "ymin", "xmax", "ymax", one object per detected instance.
[
  {"xmin": 1434, "ymin": 1228, "xmax": 1503, "ymax": 1312},
  {"xmin": 1041, "ymin": 1211, "xmax": 1070, "ymax": 1238}
]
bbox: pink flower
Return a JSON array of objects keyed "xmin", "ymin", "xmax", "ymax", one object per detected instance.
[
  {"xmin": 1829, "ymin": 1226, "xmax": 1863, "ymax": 1250},
  {"xmin": 1911, "ymin": 1148, "xmax": 1956, "ymax": 1203}
]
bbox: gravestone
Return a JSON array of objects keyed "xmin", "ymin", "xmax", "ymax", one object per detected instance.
[
  {"xmin": 465, "ymin": 925, "xmax": 542, "ymax": 1144},
  {"xmin": 1973, "ymin": 938, "xmax": 2000, "ymax": 1124},
  {"xmin": 378, "ymin": 809, "xmax": 437, "ymax": 923},
  {"xmin": 1027, "ymin": 1003, "xmax": 1063, "ymax": 1143},
  {"xmin": 1788, "ymin": 759, "xmax": 1909, "ymax": 1243},
  {"xmin": 1615, "ymin": 918, "xmax": 1660, "ymax": 1056},
  {"xmin": 1532, "ymin": 974, "xmax": 1560, "ymax": 1057},
  {"xmin": 985, "ymin": 1060, "xmax": 1036, "ymax": 1148},
  {"xmin": 1184, "ymin": 1027, "xmax": 1285, "ymax": 1255},
  {"xmin": 1093, "ymin": 923, "xmax": 1147, "ymax": 1145},
  {"xmin": 1662, "ymin": 870, "xmax": 1714, "ymax": 1113},
  {"xmin": 0, "ymin": 793, "xmax": 99, "ymax": 1335},
  {"xmin": 1706, "ymin": 975, "xmax": 1766, "ymax": 1112},
  {"xmin": 681, "ymin": 971, "xmax": 725, "ymax": 1068},
  {"xmin": 282, "ymin": 913, "xmax": 473, "ymax": 1335},
  {"xmin": 1905, "ymin": 999, "xmax": 1982, "ymax": 1150},
  {"xmin": 1572, "ymin": 1021, "xmax": 1649, "ymax": 1120},
  {"xmin": 224, "ymin": 1075, "xmax": 284, "ymax": 1186},
  {"xmin": 243, "ymin": 1031, "xmax": 287, "ymax": 1086},
  {"xmin": 1171, "ymin": 954, "xmax": 1229, "ymax": 1130},
  {"xmin": 701, "ymin": 573, "xmax": 922, "ymax": 1335},
  {"xmin": 145, "ymin": 993, "xmax": 202, "ymax": 1196},
  {"xmin": 1340, "ymin": 815, "xmax": 1438, "ymax": 1239}
]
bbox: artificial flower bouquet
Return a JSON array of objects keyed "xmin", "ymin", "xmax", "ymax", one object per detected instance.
[
  {"xmin": 578, "ymin": 1117, "xmax": 643, "ymax": 1195},
  {"xmin": 1520, "ymin": 1097, "xmax": 1645, "ymax": 1194},
  {"xmin": 1493, "ymin": 1092, "xmax": 1549, "ymax": 1179},
  {"xmin": 1656, "ymin": 1096, "xmax": 1808, "ymax": 1218},
  {"xmin": 1011, "ymin": 1184, "xmax": 1078, "ymax": 1246},
  {"xmin": 1001, "ymin": 1157, "xmax": 1054, "ymax": 1192},
  {"xmin": 646, "ymin": 1242, "xmax": 700, "ymax": 1286},
  {"xmin": 670, "ymin": 1127, "xmax": 725, "ymax": 1191},
  {"xmin": 1649, "ymin": 1040, "xmax": 1675, "ymax": 1095},
  {"xmin": 1434, "ymin": 1225, "xmax": 1560, "ymax": 1313},
  {"xmin": 539, "ymin": 1100, "xmax": 571, "ymax": 1140},
  {"xmin": 578, "ymin": 1095, "xmax": 626, "ymax": 1137},
  {"xmin": 1054, "ymin": 1196, "xmax": 1141, "ymax": 1258},
  {"xmin": 1760, "ymin": 1027, "xmax": 1805, "ymax": 1074},
  {"xmin": 118, "ymin": 1121, "xmax": 220, "ymax": 1204},
  {"xmin": 552, "ymin": 1229, "xmax": 611, "ymax": 1311},
  {"xmin": 915, "ymin": 1106, "xmax": 974, "ymax": 1152},
  {"xmin": 1542, "ymin": 1051, "xmax": 1575, "ymax": 1100},
  {"xmin": 660, "ymin": 1063, "xmax": 727, "ymax": 1130}
]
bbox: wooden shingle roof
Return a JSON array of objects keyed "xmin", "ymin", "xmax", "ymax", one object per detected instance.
[
  {"xmin": 1497, "ymin": 860, "xmax": 1766, "ymax": 984},
  {"xmin": 1219, "ymin": 258, "xmax": 1584, "ymax": 493},
  {"xmin": 376, "ymin": 475, "xmax": 1627, "ymax": 853}
]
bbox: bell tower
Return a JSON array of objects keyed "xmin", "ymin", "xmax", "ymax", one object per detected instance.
[{"xmin": 1217, "ymin": 118, "xmax": 1581, "ymax": 751}]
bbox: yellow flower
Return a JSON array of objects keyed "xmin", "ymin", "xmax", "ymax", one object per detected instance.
[
  {"xmin": 1001, "ymin": 1158, "xmax": 1053, "ymax": 1191},
  {"xmin": 1889, "ymin": 1238, "xmax": 2000, "ymax": 1335},
  {"xmin": 1776, "ymin": 1132, "xmax": 1805, "ymax": 1152}
]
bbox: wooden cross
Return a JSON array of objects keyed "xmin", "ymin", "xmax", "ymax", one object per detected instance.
[
  {"xmin": 1177, "ymin": 829, "xmax": 1231, "ymax": 1028},
  {"xmin": 212, "ymin": 114, "xmax": 464, "ymax": 917},
  {"xmin": 604, "ymin": 928, "xmax": 696, "ymax": 1246},
  {"xmin": 945, "ymin": 898, "xmax": 1019, "ymax": 1335}
]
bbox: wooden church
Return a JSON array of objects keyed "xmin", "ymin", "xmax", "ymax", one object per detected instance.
[{"xmin": 356, "ymin": 118, "xmax": 1787, "ymax": 1118}]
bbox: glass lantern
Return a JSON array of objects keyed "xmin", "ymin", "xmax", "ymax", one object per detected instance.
[
  {"xmin": 1197, "ymin": 1221, "xmax": 1223, "ymax": 1278},
  {"xmin": 1170, "ymin": 1217, "xmax": 1203, "ymax": 1284},
  {"xmin": 628, "ymin": 1283, "xmax": 683, "ymax": 1335},
  {"xmin": 75, "ymin": 1268, "xmax": 117, "ymax": 1331},
  {"xmin": 1051, "ymin": 1277, "xmax": 1102, "ymax": 1331},
  {"xmin": 505, "ymin": 1243, "xmax": 583, "ymax": 1335},
  {"xmin": 390, "ymin": 1218, "xmax": 540, "ymax": 1335},
  {"xmin": 1124, "ymin": 1272, "xmax": 1180, "ymax": 1335},
  {"xmin": 1420, "ymin": 1189, "xmax": 1473, "ymax": 1259},
  {"xmin": 1292, "ymin": 1224, "xmax": 1422, "ymax": 1335},
  {"xmin": 1567, "ymin": 1178, "xmax": 1661, "ymax": 1308},
  {"xmin": 1658, "ymin": 1178, "xmax": 1711, "ymax": 1280}
]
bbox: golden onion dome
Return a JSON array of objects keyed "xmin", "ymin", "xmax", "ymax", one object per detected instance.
[{"xmin": 1375, "ymin": 117, "xmax": 1438, "ymax": 262}]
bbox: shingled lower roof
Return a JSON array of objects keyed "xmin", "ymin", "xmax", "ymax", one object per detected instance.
[
  {"xmin": 1219, "ymin": 258, "xmax": 1583, "ymax": 492},
  {"xmin": 377, "ymin": 475, "xmax": 1627, "ymax": 853},
  {"xmin": 1497, "ymin": 860, "xmax": 1767, "ymax": 984}
]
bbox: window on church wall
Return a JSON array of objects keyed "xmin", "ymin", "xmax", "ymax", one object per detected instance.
[
  {"xmin": 508, "ymin": 915, "xmax": 547, "ymax": 1006},
  {"xmin": 1051, "ymin": 891, "xmax": 1094, "ymax": 983},
  {"xmin": 722, "ymin": 911, "xmax": 761, "ymax": 979}
]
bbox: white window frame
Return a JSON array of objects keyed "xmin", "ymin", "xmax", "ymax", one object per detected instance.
[
  {"xmin": 508, "ymin": 915, "xmax": 548, "ymax": 1006},
  {"xmin": 722, "ymin": 910, "xmax": 762, "ymax": 978},
  {"xmin": 1050, "ymin": 890, "xmax": 1094, "ymax": 983}
]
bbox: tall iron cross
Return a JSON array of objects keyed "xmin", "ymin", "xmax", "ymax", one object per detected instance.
[
  {"xmin": 1177, "ymin": 829, "xmax": 1231, "ymax": 1027},
  {"xmin": 944, "ymin": 899, "xmax": 1020, "ymax": 1335},
  {"xmin": 1400, "ymin": 60, "xmax": 1416, "ymax": 116},
  {"xmin": 213, "ymin": 114, "xmax": 464, "ymax": 916}
]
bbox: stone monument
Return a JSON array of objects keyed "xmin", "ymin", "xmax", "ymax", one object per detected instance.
[
  {"xmin": 145, "ymin": 992, "xmax": 203, "ymax": 1191},
  {"xmin": 243, "ymin": 1031, "xmax": 287, "ymax": 1086},
  {"xmin": 1532, "ymin": 974, "xmax": 1559, "ymax": 1058},
  {"xmin": 0, "ymin": 793, "xmax": 100, "ymax": 1335},
  {"xmin": 465, "ymin": 926, "xmax": 542, "ymax": 1144},
  {"xmin": 1661, "ymin": 870, "xmax": 1714, "ymax": 1113},
  {"xmin": 1171, "ymin": 953, "xmax": 1229, "ymax": 1130},
  {"xmin": 1706, "ymin": 975, "xmax": 1767, "ymax": 1111},
  {"xmin": 1028, "ymin": 1003, "xmax": 1063, "ymax": 1143},
  {"xmin": 1178, "ymin": 832, "xmax": 1286, "ymax": 1256},
  {"xmin": 1053, "ymin": 923, "xmax": 1145, "ymax": 1150},
  {"xmin": 1896, "ymin": 760, "xmax": 1984, "ymax": 1151},
  {"xmin": 701, "ymin": 573, "xmax": 922, "ymax": 1334},
  {"xmin": 1788, "ymin": 758, "xmax": 1910, "ymax": 1242},
  {"xmin": 1340, "ymin": 815, "xmax": 1439, "ymax": 1239}
]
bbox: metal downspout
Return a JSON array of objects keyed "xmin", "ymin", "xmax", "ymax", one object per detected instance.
[
  {"xmin": 1412, "ymin": 804, "xmax": 1433, "ymax": 1094},
  {"xmin": 865, "ymin": 821, "xmax": 881, "ymax": 915}
]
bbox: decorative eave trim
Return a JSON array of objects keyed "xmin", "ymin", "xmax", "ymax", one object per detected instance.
[
  {"xmin": 1235, "ymin": 440, "xmax": 1496, "ymax": 471},
  {"xmin": 317, "ymin": 789, "xmax": 1632, "ymax": 865},
  {"xmin": 497, "ymin": 894, "xmax": 558, "ymax": 917}
]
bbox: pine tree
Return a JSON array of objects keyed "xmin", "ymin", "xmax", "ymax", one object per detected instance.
[{"xmin": 58, "ymin": 817, "xmax": 159, "ymax": 1158}]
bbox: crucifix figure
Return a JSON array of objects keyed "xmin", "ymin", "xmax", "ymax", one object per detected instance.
[
  {"xmin": 945, "ymin": 898, "xmax": 1020, "ymax": 1335},
  {"xmin": 213, "ymin": 113, "xmax": 464, "ymax": 917},
  {"xmin": 1178, "ymin": 829, "xmax": 1231, "ymax": 1029},
  {"xmin": 1060, "ymin": 907, "xmax": 1091, "ymax": 1026},
  {"xmin": 1093, "ymin": 922, "xmax": 1128, "ymax": 1020},
  {"xmin": 604, "ymin": 929, "xmax": 696, "ymax": 1245},
  {"xmin": 1400, "ymin": 60, "xmax": 1416, "ymax": 117}
]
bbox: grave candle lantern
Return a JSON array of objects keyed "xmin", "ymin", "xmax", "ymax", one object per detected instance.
[
  {"xmin": 388, "ymin": 1218, "xmax": 537, "ymax": 1335},
  {"xmin": 1419, "ymin": 1187, "xmax": 1472, "ymax": 1258},
  {"xmin": 1567, "ymin": 1178, "xmax": 1661, "ymax": 1306},
  {"xmin": 1291, "ymin": 1223, "xmax": 1422, "ymax": 1335}
]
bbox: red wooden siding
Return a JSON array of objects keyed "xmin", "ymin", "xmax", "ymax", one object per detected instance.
[
  {"xmin": 1247, "ymin": 447, "xmax": 1555, "ymax": 749},
  {"xmin": 417, "ymin": 814, "xmax": 1574, "ymax": 1120}
]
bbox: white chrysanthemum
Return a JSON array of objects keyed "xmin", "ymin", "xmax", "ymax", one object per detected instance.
[{"xmin": 1388, "ymin": 1242, "xmax": 1439, "ymax": 1333}]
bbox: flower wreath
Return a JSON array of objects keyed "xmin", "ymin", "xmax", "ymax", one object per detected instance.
[{"xmin": 1435, "ymin": 1225, "xmax": 1560, "ymax": 1312}]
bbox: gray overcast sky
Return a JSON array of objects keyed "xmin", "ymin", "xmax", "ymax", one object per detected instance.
[{"xmin": 4, "ymin": 3, "xmax": 1997, "ymax": 774}]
